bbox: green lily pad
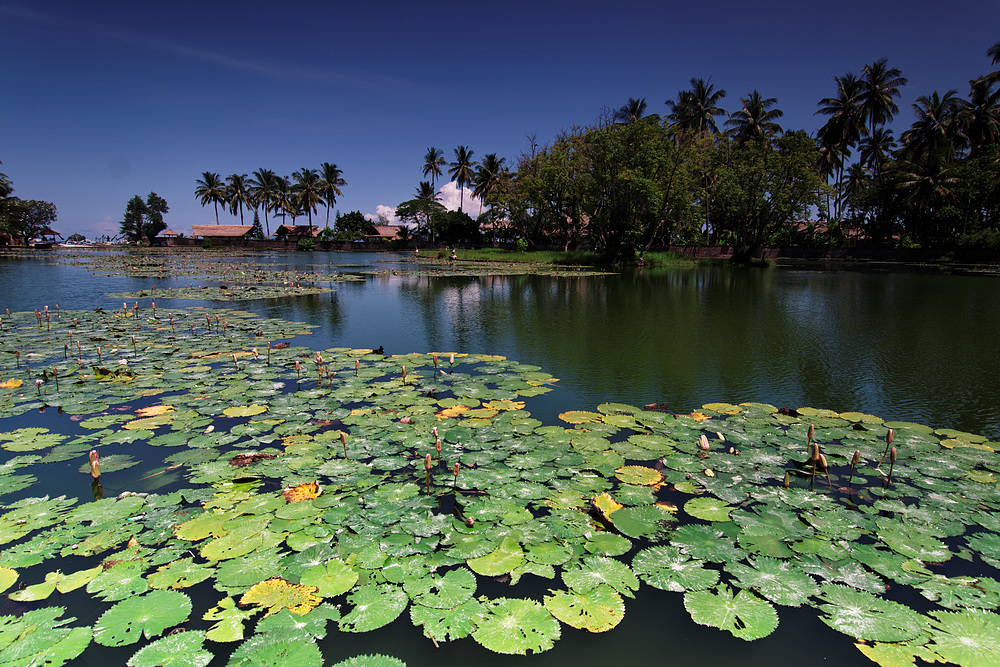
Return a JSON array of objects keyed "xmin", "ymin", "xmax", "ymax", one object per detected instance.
[
  {"xmin": 472, "ymin": 597, "xmax": 560, "ymax": 655},
  {"xmin": 126, "ymin": 630, "xmax": 212, "ymax": 667},
  {"xmin": 816, "ymin": 583, "xmax": 925, "ymax": 642},
  {"xmin": 338, "ymin": 584, "xmax": 408, "ymax": 633},
  {"xmin": 544, "ymin": 584, "xmax": 625, "ymax": 632},
  {"xmin": 93, "ymin": 590, "xmax": 193, "ymax": 647},
  {"xmin": 684, "ymin": 586, "xmax": 779, "ymax": 641}
]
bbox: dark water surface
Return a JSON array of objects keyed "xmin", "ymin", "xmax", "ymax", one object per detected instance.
[{"xmin": 2, "ymin": 249, "xmax": 998, "ymax": 666}]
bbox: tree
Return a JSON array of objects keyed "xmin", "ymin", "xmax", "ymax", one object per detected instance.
[
  {"xmin": 332, "ymin": 210, "xmax": 369, "ymax": 241},
  {"xmin": 816, "ymin": 72, "xmax": 865, "ymax": 221},
  {"xmin": 225, "ymin": 173, "xmax": 251, "ymax": 225},
  {"xmin": 962, "ymin": 77, "xmax": 1000, "ymax": 156},
  {"xmin": 900, "ymin": 90, "xmax": 966, "ymax": 164},
  {"xmin": 272, "ymin": 176, "xmax": 292, "ymax": 230},
  {"xmin": 859, "ymin": 58, "xmax": 908, "ymax": 137},
  {"xmin": 448, "ymin": 146, "xmax": 477, "ymax": 212},
  {"xmin": 292, "ymin": 168, "xmax": 322, "ymax": 229},
  {"xmin": 194, "ymin": 172, "xmax": 226, "ymax": 224},
  {"xmin": 432, "ymin": 209, "xmax": 480, "ymax": 245},
  {"xmin": 473, "ymin": 153, "xmax": 507, "ymax": 217},
  {"xmin": 1, "ymin": 199, "xmax": 57, "ymax": 246},
  {"xmin": 396, "ymin": 198, "xmax": 445, "ymax": 241},
  {"xmin": 725, "ymin": 90, "xmax": 784, "ymax": 144},
  {"xmin": 665, "ymin": 77, "xmax": 727, "ymax": 136},
  {"xmin": 249, "ymin": 210, "xmax": 264, "ymax": 240},
  {"xmin": 319, "ymin": 162, "xmax": 346, "ymax": 229},
  {"xmin": 119, "ymin": 192, "xmax": 168, "ymax": 245},
  {"xmin": 422, "ymin": 148, "xmax": 445, "ymax": 190},
  {"xmin": 414, "ymin": 181, "xmax": 438, "ymax": 202},
  {"xmin": 613, "ymin": 97, "xmax": 649, "ymax": 124},
  {"xmin": 249, "ymin": 168, "xmax": 279, "ymax": 237}
]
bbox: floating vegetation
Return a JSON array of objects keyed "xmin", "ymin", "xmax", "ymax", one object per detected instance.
[
  {"xmin": 364, "ymin": 257, "xmax": 614, "ymax": 278},
  {"xmin": 2, "ymin": 304, "xmax": 1000, "ymax": 666}
]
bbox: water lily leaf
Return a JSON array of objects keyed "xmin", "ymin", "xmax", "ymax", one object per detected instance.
[
  {"xmin": 926, "ymin": 608, "xmax": 1000, "ymax": 666},
  {"xmin": 126, "ymin": 630, "xmax": 212, "ymax": 667},
  {"xmin": 330, "ymin": 655, "xmax": 406, "ymax": 667},
  {"xmin": 410, "ymin": 598, "xmax": 485, "ymax": 643},
  {"xmin": 240, "ymin": 577, "xmax": 321, "ymax": 617},
  {"xmin": 300, "ymin": 559, "xmax": 358, "ymax": 598},
  {"xmin": 254, "ymin": 603, "xmax": 340, "ymax": 640},
  {"xmin": 223, "ymin": 404, "xmax": 268, "ymax": 418},
  {"xmin": 817, "ymin": 583, "xmax": 925, "ymax": 642},
  {"xmin": 0, "ymin": 566, "xmax": 16, "ymax": 593},
  {"xmin": 282, "ymin": 480, "xmax": 321, "ymax": 503},
  {"xmin": 468, "ymin": 537, "xmax": 524, "ymax": 576},
  {"xmin": 879, "ymin": 524, "xmax": 952, "ymax": 563},
  {"xmin": 226, "ymin": 633, "xmax": 323, "ymax": 667},
  {"xmin": 403, "ymin": 567, "xmax": 476, "ymax": 609},
  {"xmin": 338, "ymin": 583, "xmax": 408, "ymax": 632},
  {"xmin": 93, "ymin": 590, "xmax": 193, "ymax": 647},
  {"xmin": 684, "ymin": 586, "xmax": 779, "ymax": 641},
  {"xmin": 684, "ymin": 496, "xmax": 734, "ymax": 522},
  {"xmin": 0, "ymin": 613, "xmax": 91, "ymax": 666},
  {"xmin": 202, "ymin": 596, "xmax": 260, "ymax": 643},
  {"xmin": 725, "ymin": 557, "xmax": 819, "ymax": 607},
  {"xmin": 592, "ymin": 491, "xmax": 623, "ymax": 517},
  {"xmin": 8, "ymin": 570, "xmax": 60, "ymax": 601},
  {"xmin": 472, "ymin": 597, "xmax": 560, "ymax": 655},
  {"xmin": 562, "ymin": 555, "xmax": 639, "ymax": 598},
  {"xmin": 615, "ymin": 465, "xmax": 662, "ymax": 486},
  {"xmin": 855, "ymin": 641, "xmax": 941, "ymax": 667},
  {"xmin": 610, "ymin": 504, "xmax": 673, "ymax": 539},
  {"xmin": 147, "ymin": 557, "xmax": 215, "ymax": 590},
  {"xmin": 632, "ymin": 545, "xmax": 719, "ymax": 592},
  {"xmin": 544, "ymin": 583, "xmax": 625, "ymax": 632},
  {"xmin": 558, "ymin": 411, "xmax": 602, "ymax": 425},
  {"xmin": 86, "ymin": 560, "xmax": 150, "ymax": 601}
]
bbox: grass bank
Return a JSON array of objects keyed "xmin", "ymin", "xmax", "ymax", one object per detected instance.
[{"xmin": 449, "ymin": 248, "xmax": 697, "ymax": 267}]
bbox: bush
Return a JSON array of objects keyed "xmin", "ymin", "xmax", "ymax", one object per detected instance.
[
  {"xmin": 201, "ymin": 238, "xmax": 213, "ymax": 249},
  {"xmin": 297, "ymin": 238, "xmax": 316, "ymax": 252}
]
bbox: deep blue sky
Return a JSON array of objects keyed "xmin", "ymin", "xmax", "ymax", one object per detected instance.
[{"xmin": 2, "ymin": 0, "xmax": 998, "ymax": 239}]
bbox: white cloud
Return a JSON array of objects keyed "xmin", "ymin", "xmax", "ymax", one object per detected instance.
[
  {"xmin": 437, "ymin": 181, "xmax": 482, "ymax": 215},
  {"xmin": 365, "ymin": 204, "xmax": 397, "ymax": 224}
]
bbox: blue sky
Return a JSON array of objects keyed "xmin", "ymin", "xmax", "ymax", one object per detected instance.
[{"xmin": 2, "ymin": 0, "xmax": 998, "ymax": 239}]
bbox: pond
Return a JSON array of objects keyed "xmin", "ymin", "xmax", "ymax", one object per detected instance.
[{"xmin": 1, "ymin": 249, "xmax": 998, "ymax": 667}]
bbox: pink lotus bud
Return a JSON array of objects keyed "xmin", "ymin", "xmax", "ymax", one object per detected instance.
[
  {"xmin": 851, "ymin": 450, "xmax": 861, "ymax": 467},
  {"xmin": 807, "ymin": 424, "xmax": 815, "ymax": 441},
  {"xmin": 424, "ymin": 453, "xmax": 432, "ymax": 470},
  {"xmin": 699, "ymin": 434, "xmax": 709, "ymax": 451},
  {"xmin": 890, "ymin": 446, "xmax": 897, "ymax": 463},
  {"xmin": 432, "ymin": 426, "xmax": 439, "ymax": 438},
  {"xmin": 436, "ymin": 438, "xmax": 442, "ymax": 453},
  {"xmin": 453, "ymin": 463, "xmax": 460, "ymax": 477},
  {"xmin": 886, "ymin": 428, "xmax": 894, "ymax": 445}
]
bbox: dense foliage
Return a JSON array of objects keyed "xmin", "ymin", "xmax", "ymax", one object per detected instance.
[{"xmin": 119, "ymin": 193, "xmax": 169, "ymax": 245}]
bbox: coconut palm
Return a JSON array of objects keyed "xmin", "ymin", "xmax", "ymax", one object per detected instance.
[
  {"xmin": 860, "ymin": 127, "xmax": 897, "ymax": 176},
  {"xmin": 448, "ymin": 146, "xmax": 477, "ymax": 212},
  {"xmin": 665, "ymin": 78, "xmax": 727, "ymax": 135},
  {"xmin": 985, "ymin": 41, "xmax": 1000, "ymax": 86},
  {"xmin": 613, "ymin": 97, "xmax": 648, "ymax": 124},
  {"xmin": 816, "ymin": 73, "xmax": 866, "ymax": 220},
  {"xmin": 194, "ymin": 171, "xmax": 226, "ymax": 225},
  {"xmin": 249, "ymin": 169, "xmax": 279, "ymax": 237},
  {"xmin": 859, "ymin": 58, "xmax": 908, "ymax": 137},
  {"xmin": 225, "ymin": 173, "xmax": 251, "ymax": 225},
  {"xmin": 319, "ymin": 162, "xmax": 346, "ymax": 229},
  {"xmin": 292, "ymin": 168, "xmax": 323, "ymax": 230},
  {"xmin": 473, "ymin": 153, "xmax": 507, "ymax": 217},
  {"xmin": 271, "ymin": 176, "xmax": 292, "ymax": 230},
  {"xmin": 900, "ymin": 90, "xmax": 966, "ymax": 164},
  {"xmin": 414, "ymin": 181, "xmax": 438, "ymax": 201},
  {"xmin": 962, "ymin": 76, "xmax": 1000, "ymax": 155},
  {"xmin": 422, "ymin": 148, "xmax": 445, "ymax": 190},
  {"xmin": 725, "ymin": 90, "xmax": 784, "ymax": 144}
]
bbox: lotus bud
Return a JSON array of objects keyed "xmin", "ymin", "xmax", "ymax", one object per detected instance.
[
  {"xmin": 449, "ymin": 353, "xmax": 454, "ymax": 366},
  {"xmin": 465, "ymin": 516, "xmax": 475, "ymax": 527},
  {"xmin": 433, "ymin": 354, "xmax": 438, "ymax": 366},
  {"xmin": 432, "ymin": 426, "xmax": 439, "ymax": 438},
  {"xmin": 97, "ymin": 346, "xmax": 101, "ymax": 363},
  {"xmin": 89, "ymin": 450, "xmax": 100, "ymax": 479},
  {"xmin": 424, "ymin": 453, "xmax": 432, "ymax": 471},
  {"xmin": 252, "ymin": 348, "xmax": 259, "ymax": 360},
  {"xmin": 886, "ymin": 428, "xmax": 894, "ymax": 445},
  {"xmin": 454, "ymin": 463, "xmax": 460, "ymax": 477},
  {"xmin": 890, "ymin": 447, "xmax": 897, "ymax": 463},
  {"xmin": 717, "ymin": 432, "xmax": 725, "ymax": 440},
  {"xmin": 699, "ymin": 434, "xmax": 710, "ymax": 451},
  {"xmin": 35, "ymin": 378, "xmax": 42, "ymax": 395},
  {"xmin": 316, "ymin": 351, "xmax": 322, "ymax": 364},
  {"xmin": 783, "ymin": 471, "xmax": 790, "ymax": 488},
  {"xmin": 402, "ymin": 365, "xmax": 406, "ymax": 381},
  {"xmin": 131, "ymin": 336, "xmax": 137, "ymax": 356},
  {"xmin": 295, "ymin": 360, "xmax": 301, "ymax": 379},
  {"xmin": 807, "ymin": 423, "xmax": 815, "ymax": 443},
  {"xmin": 819, "ymin": 453, "xmax": 828, "ymax": 470},
  {"xmin": 851, "ymin": 450, "xmax": 861, "ymax": 467},
  {"xmin": 436, "ymin": 438, "xmax": 442, "ymax": 454},
  {"xmin": 355, "ymin": 359, "xmax": 359, "ymax": 375},
  {"xmin": 233, "ymin": 353, "xmax": 238, "ymax": 368},
  {"xmin": 811, "ymin": 442, "xmax": 820, "ymax": 462},
  {"xmin": 340, "ymin": 430, "xmax": 348, "ymax": 457}
]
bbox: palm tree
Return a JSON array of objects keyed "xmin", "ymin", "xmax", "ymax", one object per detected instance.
[
  {"xmin": 272, "ymin": 176, "xmax": 292, "ymax": 231},
  {"xmin": 725, "ymin": 90, "xmax": 784, "ymax": 144},
  {"xmin": 292, "ymin": 168, "xmax": 323, "ymax": 229},
  {"xmin": 816, "ymin": 73, "xmax": 866, "ymax": 220},
  {"xmin": 859, "ymin": 58, "xmax": 908, "ymax": 137},
  {"xmin": 318, "ymin": 162, "xmax": 346, "ymax": 229},
  {"xmin": 900, "ymin": 90, "xmax": 966, "ymax": 164},
  {"xmin": 613, "ymin": 97, "xmax": 648, "ymax": 124},
  {"xmin": 249, "ymin": 169, "xmax": 279, "ymax": 238},
  {"xmin": 414, "ymin": 181, "xmax": 438, "ymax": 201},
  {"xmin": 665, "ymin": 77, "xmax": 727, "ymax": 135},
  {"xmin": 194, "ymin": 171, "xmax": 226, "ymax": 224},
  {"xmin": 225, "ymin": 173, "xmax": 251, "ymax": 225},
  {"xmin": 962, "ymin": 77, "xmax": 1000, "ymax": 156},
  {"xmin": 860, "ymin": 127, "xmax": 897, "ymax": 174},
  {"xmin": 448, "ymin": 146, "xmax": 477, "ymax": 212},
  {"xmin": 985, "ymin": 41, "xmax": 1000, "ymax": 86},
  {"xmin": 472, "ymin": 153, "xmax": 506, "ymax": 217},
  {"xmin": 422, "ymin": 148, "xmax": 445, "ymax": 190}
]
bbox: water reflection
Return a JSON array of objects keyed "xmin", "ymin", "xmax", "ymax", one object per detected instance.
[{"xmin": 5, "ymin": 250, "xmax": 1000, "ymax": 437}]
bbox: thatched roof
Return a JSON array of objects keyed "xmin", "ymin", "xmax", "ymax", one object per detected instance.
[
  {"xmin": 158, "ymin": 229, "xmax": 179, "ymax": 237},
  {"xmin": 191, "ymin": 225, "xmax": 253, "ymax": 238},
  {"xmin": 368, "ymin": 225, "xmax": 404, "ymax": 240},
  {"xmin": 275, "ymin": 225, "xmax": 322, "ymax": 238}
]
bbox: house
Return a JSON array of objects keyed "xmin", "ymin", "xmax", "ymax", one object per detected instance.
[
  {"xmin": 274, "ymin": 225, "xmax": 322, "ymax": 239},
  {"xmin": 366, "ymin": 225, "xmax": 405, "ymax": 241},
  {"xmin": 190, "ymin": 225, "xmax": 253, "ymax": 239}
]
